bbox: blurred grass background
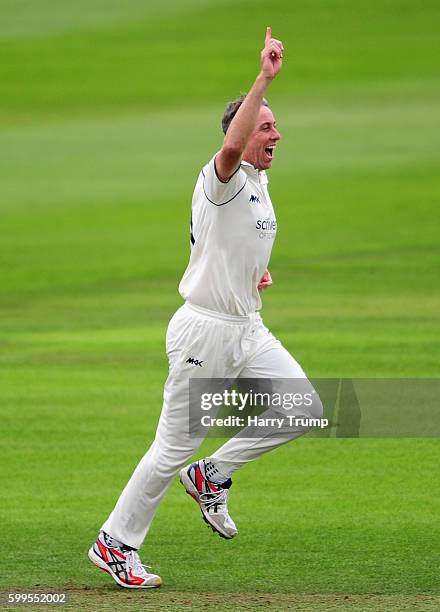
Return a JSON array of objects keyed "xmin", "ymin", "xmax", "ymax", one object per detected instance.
[{"xmin": 1, "ymin": 0, "xmax": 440, "ymax": 606}]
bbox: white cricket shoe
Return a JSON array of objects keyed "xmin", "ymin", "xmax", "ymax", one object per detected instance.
[
  {"xmin": 88, "ymin": 532, "xmax": 162, "ymax": 588},
  {"xmin": 179, "ymin": 461, "xmax": 238, "ymax": 539}
]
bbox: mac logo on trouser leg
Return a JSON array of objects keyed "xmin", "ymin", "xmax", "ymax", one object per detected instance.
[{"xmin": 186, "ymin": 357, "xmax": 204, "ymax": 367}]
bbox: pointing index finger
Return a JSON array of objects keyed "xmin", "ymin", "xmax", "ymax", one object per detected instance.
[{"xmin": 265, "ymin": 26, "xmax": 272, "ymax": 44}]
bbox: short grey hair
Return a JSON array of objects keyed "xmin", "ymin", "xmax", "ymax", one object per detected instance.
[{"xmin": 221, "ymin": 94, "xmax": 269, "ymax": 134}]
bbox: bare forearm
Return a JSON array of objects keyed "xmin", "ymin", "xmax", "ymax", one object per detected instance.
[
  {"xmin": 223, "ymin": 73, "xmax": 272, "ymax": 152},
  {"xmin": 215, "ymin": 28, "xmax": 284, "ymax": 181}
]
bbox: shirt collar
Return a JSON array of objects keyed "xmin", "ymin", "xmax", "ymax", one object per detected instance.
[{"xmin": 241, "ymin": 160, "xmax": 269, "ymax": 185}]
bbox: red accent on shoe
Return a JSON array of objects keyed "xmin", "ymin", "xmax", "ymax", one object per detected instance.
[
  {"xmin": 195, "ymin": 465, "xmax": 204, "ymax": 492},
  {"xmin": 207, "ymin": 480, "xmax": 219, "ymax": 493},
  {"xmin": 113, "ymin": 548, "xmax": 126, "ymax": 560},
  {"xmin": 128, "ymin": 569, "xmax": 147, "ymax": 586},
  {"xmin": 97, "ymin": 539, "xmax": 109, "ymax": 562}
]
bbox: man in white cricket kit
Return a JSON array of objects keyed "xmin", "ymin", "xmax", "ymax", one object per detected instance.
[{"xmin": 89, "ymin": 27, "xmax": 323, "ymax": 588}]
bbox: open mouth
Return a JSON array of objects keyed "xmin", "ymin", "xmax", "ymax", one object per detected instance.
[{"xmin": 264, "ymin": 145, "xmax": 276, "ymax": 160}]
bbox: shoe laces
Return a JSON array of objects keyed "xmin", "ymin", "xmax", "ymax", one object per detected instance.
[
  {"xmin": 125, "ymin": 550, "xmax": 152, "ymax": 578},
  {"xmin": 199, "ymin": 487, "xmax": 228, "ymax": 512}
]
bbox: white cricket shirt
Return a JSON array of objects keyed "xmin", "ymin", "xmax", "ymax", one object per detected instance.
[{"xmin": 178, "ymin": 154, "xmax": 277, "ymax": 316}]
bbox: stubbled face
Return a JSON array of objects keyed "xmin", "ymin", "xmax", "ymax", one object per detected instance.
[{"xmin": 242, "ymin": 106, "xmax": 281, "ymax": 171}]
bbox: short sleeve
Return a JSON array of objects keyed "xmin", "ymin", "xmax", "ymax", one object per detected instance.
[{"xmin": 201, "ymin": 154, "xmax": 247, "ymax": 206}]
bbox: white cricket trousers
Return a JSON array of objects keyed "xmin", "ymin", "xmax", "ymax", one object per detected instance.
[{"xmin": 102, "ymin": 302, "xmax": 323, "ymax": 549}]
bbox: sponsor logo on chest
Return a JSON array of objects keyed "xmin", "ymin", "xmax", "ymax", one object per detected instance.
[{"xmin": 256, "ymin": 217, "xmax": 277, "ymax": 240}]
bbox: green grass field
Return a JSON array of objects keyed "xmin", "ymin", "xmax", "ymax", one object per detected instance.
[{"xmin": 1, "ymin": 1, "xmax": 440, "ymax": 610}]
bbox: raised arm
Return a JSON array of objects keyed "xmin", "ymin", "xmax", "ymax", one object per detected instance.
[{"xmin": 215, "ymin": 27, "xmax": 284, "ymax": 182}]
